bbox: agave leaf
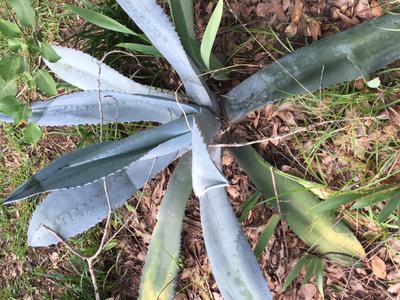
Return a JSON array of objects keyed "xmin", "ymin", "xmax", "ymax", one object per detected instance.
[
  {"xmin": 232, "ymin": 146, "xmax": 365, "ymax": 262},
  {"xmin": 168, "ymin": 0, "xmax": 195, "ymax": 41},
  {"xmin": 191, "ymin": 112, "xmax": 227, "ymax": 197},
  {"xmin": 225, "ymin": 14, "xmax": 400, "ymax": 121},
  {"xmin": 44, "ymin": 45, "xmax": 172, "ymax": 97},
  {"xmin": 28, "ymin": 153, "xmax": 182, "ymax": 246},
  {"xmin": 116, "ymin": 0, "xmax": 216, "ymax": 110},
  {"xmin": 4, "ymin": 117, "xmax": 193, "ymax": 203},
  {"xmin": 0, "ymin": 91, "xmax": 200, "ymax": 126},
  {"xmin": 191, "ymin": 122, "xmax": 271, "ymax": 299},
  {"xmin": 139, "ymin": 153, "xmax": 192, "ymax": 300},
  {"xmin": 377, "ymin": 193, "xmax": 400, "ymax": 222}
]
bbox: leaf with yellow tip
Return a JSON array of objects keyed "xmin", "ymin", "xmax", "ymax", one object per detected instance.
[
  {"xmin": 232, "ymin": 146, "xmax": 365, "ymax": 264},
  {"xmin": 139, "ymin": 153, "xmax": 192, "ymax": 300}
]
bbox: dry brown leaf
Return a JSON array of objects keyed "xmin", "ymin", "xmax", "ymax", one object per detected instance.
[
  {"xmin": 256, "ymin": 1, "xmax": 286, "ymax": 22},
  {"xmin": 370, "ymin": 0, "xmax": 383, "ymax": 17},
  {"xmin": 389, "ymin": 107, "xmax": 400, "ymax": 127},
  {"xmin": 222, "ymin": 151, "xmax": 234, "ymax": 166},
  {"xmin": 306, "ymin": 18, "xmax": 321, "ymax": 41},
  {"xmin": 388, "ymin": 283, "xmax": 400, "ymax": 295},
  {"xmin": 371, "ymin": 256, "xmax": 387, "ymax": 279},
  {"xmin": 285, "ymin": 0, "xmax": 304, "ymax": 36},
  {"xmin": 300, "ymin": 283, "xmax": 317, "ymax": 300},
  {"xmin": 354, "ymin": 0, "xmax": 373, "ymax": 19}
]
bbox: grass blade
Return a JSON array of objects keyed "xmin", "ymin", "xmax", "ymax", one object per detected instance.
[
  {"xmin": 254, "ymin": 214, "xmax": 280, "ymax": 258},
  {"xmin": 116, "ymin": 43, "xmax": 161, "ymax": 57},
  {"xmin": 239, "ymin": 191, "xmax": 261, "ymax": 222},
  {"xmin": 68, "ymin": 5, "xmax": 138, "ymax": 36},
  {"xmin": 200, "ymin": 0, "xmax": 223, "ymax": 69},
  {"xmin": 283, "ymin": 256, "xmax": 311, "ymax": 291},
  {"xmin": 377, "ymin": 192, "xmax": 400, "ymax": 222}
]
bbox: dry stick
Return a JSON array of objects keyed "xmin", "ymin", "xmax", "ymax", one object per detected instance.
[
  {"xmin": 96, "ymin": 50, "xmax": 142, "ymax": 141},
  {"xmin": 174, "ymin": 82, "xmax": 192, "ymax": 131},
  {"xmin": 269, "ymin": 167, "xmax": 289, "ymax": 259}
]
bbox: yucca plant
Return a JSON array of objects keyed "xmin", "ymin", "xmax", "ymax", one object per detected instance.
[{"xmin": 1, "ymin": 0, "xmax": 399, "ymax": 299}]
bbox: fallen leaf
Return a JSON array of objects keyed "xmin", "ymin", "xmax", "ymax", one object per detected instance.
[
  {"xmin": 300, "ymin": 283, "xmax": 317, "ymax": 300},
  {"xmin": 388, "ymin": 283, "xmax": 400, "ymax": 295},
  {"xmin": 354, "ymin": 0, "xmax": 373, "ymax": 19},
  {"xmin": 285, "ymin": 0, "xmax": 304, "ymax": 36},
  {"xmin": 371, "ymin": 0, "xmax": 383, "ymax": 17},
  {"xmin": 371, "ymin": 256, "xmax": 387, "ymax": 279}
]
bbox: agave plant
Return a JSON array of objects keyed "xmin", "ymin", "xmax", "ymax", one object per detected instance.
[{"xmin": 1, "ymin": 0, "xmax": 399, "ymax": 298}]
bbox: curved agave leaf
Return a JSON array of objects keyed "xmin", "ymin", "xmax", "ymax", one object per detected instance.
[
  {"xmin": 225, "ymin": 14, "xmax": 400, "ymax": 121},
  {"xmin": 191, "ymin": 112, "xmax": 227, "ymax": 197},
  {"xmin": 232, "ymin": 146, "xmax": 365, "ymax": 262},
  {"xmin": 139, "ymin": 153, "xmax": 192, "ymax": 300},
  {"xmin": 191, "ymin": 117, "xmax": 271, "ymax": 299},
  {"xmin": 4, "ymin": 117, "xmax": 193, "ymax": 203},
  {"xmin": 0, "ymin": 91, "xmax": 199, "ymax": 126},
  {"xmin": 116, "ymin": 0, "xmax": 216, "ymax": 110},
  {"xmin": 196, "ymin": 153, "xmax": 271, "ymax": 299},
  {"xmin": 28, "ymin": 152, "xmax": 182, "ymax": 246},
  {"xmin": 44, "ymin": 45, "xmax": 173, "ymax": 97}
]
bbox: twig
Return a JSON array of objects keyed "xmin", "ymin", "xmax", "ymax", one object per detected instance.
[
  {"xmin": 174, "ymin": 82, "xmax": 192, "ymax": 131},
  {"xmin": 341, "ymin": 238, "xmax": 389, "ymax": 300},
  {"xmin": 43, "ymin": 178, "xmax": 113, "ymax": 300},
  {"xmin": 269, "ymin": 167, "xmax": 289, "ymax": 259}
]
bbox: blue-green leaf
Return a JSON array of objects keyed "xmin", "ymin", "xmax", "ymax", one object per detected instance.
[
  {"xmin": 44, "ymin": 45, "xmax": 173, "ymax": 97},
  {"xmin": 139, "ymin": 153, "xmax": 192, "ymax": 300},
  {"xmin": 116, "ymin": 0, "xmax": 216, "ymax": 110},
  {"xmin": 28, "ymin": 153, "xmax": 181, "ymax": 246},
  {"xmin": 4, "ymin": 117, "xmax": 192, "ymax": 203}
]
